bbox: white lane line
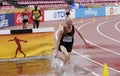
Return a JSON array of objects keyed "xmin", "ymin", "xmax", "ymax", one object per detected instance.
[
  {"xmin": 78, "ymin": 17, "xmax": 110, "ymax": 30},
  {"xmin": 97, "ymin": 19, "xmax": 120, "ymax": 43},
  {"xmin": 78, "ymin": 18, "xmax": 120, "ymax": 56},
  {"xmin": 87, "ymin": 40, "xmax": 120, "ymax": 56},
  {"xmin": 72, "ymin": 50, "xmax": 120, "ymax": 73},
  {"xmin": 72, "ymin": 51, "xmax": 101, "ymax": 76},
  {"xmin": 91, "ymin": 72, "xmax": 100, "ymax": 76},
  {"xmin": 115, "ymin": 21, "xmax": 120, "ymax": 32},
  {"xmin": 76, "ymin": 18, "xmax": 120, "ymax": 73}
]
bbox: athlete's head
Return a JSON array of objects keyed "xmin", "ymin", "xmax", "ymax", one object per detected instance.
[
  {"xmin": 25, "ymin": 6, "xmax": 28, "ymax": 11},
  {"xmin": 34, "ymin": 5, "xmax": 38, "ymax": 10},
  {"xmin": 66, "ymin": 4, "xmax": 70, "ymax": 8},
  {"xmin": 65, "ymin": 18, "xmax": 73, "ymax": 28},
  {"xmin": 14, "ymin": 37, "xmax": 17, "ymax": 39}
]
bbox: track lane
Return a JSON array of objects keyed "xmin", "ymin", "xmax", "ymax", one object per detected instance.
[{"xmin": 77, "ymin": 16, "xmax": 120, "ymax": 75}]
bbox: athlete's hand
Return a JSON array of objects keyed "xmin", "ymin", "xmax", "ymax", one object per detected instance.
[
  {"xmin": 54, "ymin": 52, "xmax": 58, "ymax": 58},
  {"xmin": 85, "ymin": 43, "xmax": 94, "ymax": 48},
  {"xmin": 35, "ymin": 16, "xmax": 40, "ymax": 19},
  {"xmin": 25, "ymin": 41, "xmax": 27, "ymax": 43},
  {"xmin": 8, "ymin": 40, "xmax": 12, "ymax": 42},
  {"xmin": 52, "ymin": 47, "xmax": 58, "ymax": 58}
]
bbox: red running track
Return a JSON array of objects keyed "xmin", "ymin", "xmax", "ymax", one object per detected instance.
[{"xmin": 1, "ymin": 15, "xmax": 120, "ymax": 76}]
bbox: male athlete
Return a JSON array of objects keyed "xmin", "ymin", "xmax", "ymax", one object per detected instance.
[{"xmin": 32, "ymin": 5, "xmax": 42, "ymax": 28}]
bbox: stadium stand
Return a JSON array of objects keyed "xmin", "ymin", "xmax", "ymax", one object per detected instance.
[
  {"xmin": 0, "ymin": 0, "xmax": 15, "ymax": 9},
  {"xmin": 0, "ymin": 0, "xmax": 119, "ymax": 9}
]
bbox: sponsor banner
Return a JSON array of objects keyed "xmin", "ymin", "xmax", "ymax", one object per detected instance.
[
  {"xmin": 41, "ymin": 9, "xmax": 44, "ymax": 22},
  {"xmin": 0, "ymin": 10, "xmax": 6, "ymax": 14},
  {"xmin": 105, "ymin": 7, "xmax": 120, "ymax": 15},
  {"xmin": 14, "ymin": 10, "xmax": 44, "ymax": 26},
  {"xmin": 75, "ymin": 8, "xmax": 105, "ymax": 18},
  {"xmin": 14, "ymin": 12, "xmax": 32, "ymax": 26},
  {"xmin": 44, "ymin": 9, "xmax": 65, "ymax": 21},
  {"xmin": 0, "ymin": 13, "xmax": 14, "ymax": 28},
  {"xmin": 44, "ymin": 9, "xmax": 75, "ymax": 21},
  {"xmin": 0, "ymin": 27, "xmax": 54, "ymax": 59},
  {"xmin": 14, "ymin": 12, "xmax": 22, "ymax": 25}
]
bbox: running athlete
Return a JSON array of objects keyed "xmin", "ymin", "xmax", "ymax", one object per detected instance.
[
  {"xmin": 32, "ymin": 5, "xmax": 42, "ymax": 28},
  {"xmin": 8, "ymin": 37, "xmax": 27, "ymax": 58},
  {"xmin": 55, "ymin": 19, "xmax": 89, "ymax": 65},
  {"xmin": 21, "ymin": 7, "xmax": 30, "ymax": 29},
  {"xmin": 65, "ymin": 4, "xmax": 72, "ymax": 19}
]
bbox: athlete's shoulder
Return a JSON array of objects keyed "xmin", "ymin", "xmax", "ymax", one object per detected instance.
[
  {"xmin": 59, "ymin": 28, "xmax": 63, "ymax": 32},
  {"xmin": 59, "ymin": 27, "xmax": 64, "ymax": 34},
  {"xmin": 73, "ymin": 25, "xmax": 78, "ymax": 31},
  {"xmin": 73, "ymin": 25, "xmax": 77, "ymax": 29},
  {"xmin": 32, "ymin": 10, "xmax": 34, "ymax": 12}
]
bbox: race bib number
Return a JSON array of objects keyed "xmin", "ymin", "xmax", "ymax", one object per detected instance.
[
  {"xmin": 63, "ymin": 36, "xmax": 72, "ymax": 42},
  {"xmin": 33, "ymin": 14, "xmax": 38, "ymax": 19},
  {"xmin": 23, "ymin": 15, "xmax": 28, "ymax": 19}
]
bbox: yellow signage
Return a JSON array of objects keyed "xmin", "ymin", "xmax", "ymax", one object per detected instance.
[{"xmin": 0, "ymin": 32, "xmax": 54, "ymax": 59}]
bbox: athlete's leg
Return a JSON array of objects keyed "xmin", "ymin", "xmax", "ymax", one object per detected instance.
[
  {"xmin": 22, "ymin": 20, "xmax": 26, "ymax": 29},
  {"xmin": 60, "ymin": 45, "xmax": 70, "ymax": 65},
  {"xmin": 15, "ymin": 47, "xmax": 19, "ymax": 58},
  {"xmin": 33, "ymin": 20, "xmax": 36, "ymax": 28},
  {"xmin": 23, "ymin": 23, "xmax": 25, "ymax": 29},
  {"xmin": 19, "ymin": 47, "xmax": 26, "ymax": 57},
  {"xmin": 24, "ymin": 22, "xmax": 28, "ymax": 29},
  {"xmin": 36, "ymin": 20, "xmax": 39, "ymax": 28}
]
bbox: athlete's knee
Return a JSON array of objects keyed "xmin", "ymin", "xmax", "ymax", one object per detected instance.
[
  {"xmin": 60, "ymin": 46, "xmax": 70, "ymax": 56},
  {"xmin": 64, "ymin": 52, "xmax": 69, "ymax": 57}
]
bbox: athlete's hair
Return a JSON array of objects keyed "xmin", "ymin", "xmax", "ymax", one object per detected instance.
[
  {"xmin": 34, "ymin": 5, "xmax": 37, "ymax": 8},
  {"xmin": 65, "ymin": 17, "xmax": 73, "ymax": 22}
]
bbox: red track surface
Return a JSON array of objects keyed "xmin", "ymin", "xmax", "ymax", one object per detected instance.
[{"xmin": 1, "ymin": 15, "xmax": 120, "ymax": 76}]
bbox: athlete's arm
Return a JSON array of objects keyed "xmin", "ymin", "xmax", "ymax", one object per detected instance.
[
  {"xmin": 55, "ymin": 28, "xmax": 63, "ymax": 56},
  {"xmin": 8, "ymin": 39, "xmax": 14, "ymax": 42},
  {"xmin": 35, "ymin": 10, "xmax": 42, "ymax": 19},
  {"xmin": 20, "ymin": 40, "xmax": 27, "ymax": 43},
  {"xmin": 39, "ymin": 10, "xmax": 42, "ymax": 17},
  {"xmin": 75, "ymin": 27, "xmax": 88, "ymax": 45},
  {"xmin": 31, "ymin": 10, "xmax": 34, "ymax": 20}
]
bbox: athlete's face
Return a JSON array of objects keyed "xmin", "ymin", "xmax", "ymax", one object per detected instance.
[
  {"xmin": 25, "ymin": 7, "xmax": 28, "ymax": 11},
  {"xmin": 66, "ymin": 20, "xmax": 72, "ymax": 28},
  {"xmin": 34, "ymin": 6, "xmax": 37, "ymax": 10},
  {"xmin": 67, "ymin": 4, "xmax": 70, "ymax": 8},
  {"xmin": 14, "ymin": 37, "xmax": 17, "ymax": 40}
]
